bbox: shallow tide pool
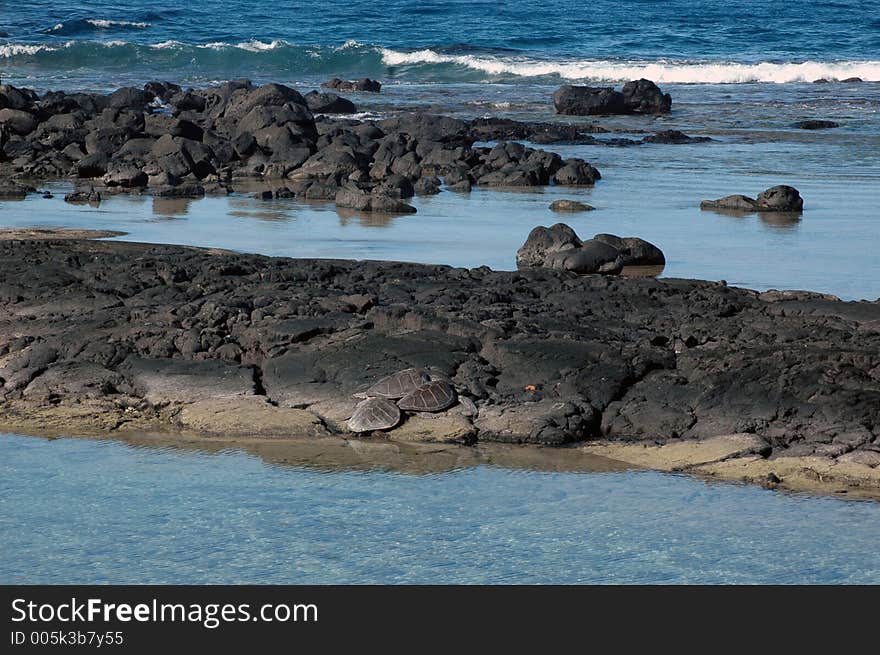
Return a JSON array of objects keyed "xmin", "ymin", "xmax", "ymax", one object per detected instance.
[{"xmin": 2, "ymin": 434, "xmax": 879, "ymax": 584}]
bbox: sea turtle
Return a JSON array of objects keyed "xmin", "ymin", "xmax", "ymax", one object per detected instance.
[
  {"xmin": 397, "ymin": 380, "xmax": 457, "ymax": 413},
  {"xmin": 358, "ymin": 367, "xmax": 432, "ymax": 399},
  {"xmin": 347, "ymin": 398, "xmax": 402, "ymax": 433}
]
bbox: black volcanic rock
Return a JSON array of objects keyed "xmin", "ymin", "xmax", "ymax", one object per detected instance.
[
  {"xmin": 642, "ymin": 130, "xmax": 711, "ymax": 144},
  {"xmin": 756, "ymin": 185, "xmax": 803, "ymax": 211},
  {"xmin": 553, "ymin": 85, "xmax": 629, "ymax": 116},
  {"xmin": 304, "ymin": 91, "xmax": 357, "ymax": 114},
  {"xmin": 322, "ymin": 78, "xmax": 382, "ymax": 93},
  {"xmin": 593, "ymin": 233, "xmax": 666, "ymax": 266},
  {"xmin": 701, "ymin": 186, "xmax": 804, "ymax": 213},
  {"xmin": 554, "ymin": 79, "xmax": 671, "ymax": 116},
  {"xmin": 793, "ymin": 120, "xmax": 840, "ymax": 130},
  {"xmin": 517, "ymin": 223, "xmax": 663, "ymax": 273},
  {"xmin": 1, "ymin": 82, "xmax": 609, "ymax": 206},
  {"xmin": 621, "ymin": 78, "xmax": 672, "ymax": 114},
  {"xmin": 0, "ymin": 239, "xmax": 877, "ymax": 457}
]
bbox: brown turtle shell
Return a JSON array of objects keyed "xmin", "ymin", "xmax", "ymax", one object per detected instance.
[
  {"xmin": 397, "ymin": 380, "xmax": 457, "ymax": 412},
  {"xmin": 365, "ymin": 368, "xmax": 432, "ymax": 399},
  {"xmin": 348, "ymin": 398, "xmax": 402, "ymax": 432}
]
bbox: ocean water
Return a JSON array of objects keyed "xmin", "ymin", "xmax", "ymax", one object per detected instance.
[
  {"xmin": 2, "ymin": 167, "xmax": 879, "ymax": 300},
  {"xmin": 2, "ymin": 2, "xmax": 879, "ymax": 299},
  {"xmin": 3, "ymin": 433, "xmax": 880, "ymax": 585},
  {"xmin": 2, "ymin": 0, "xmax": 880, "ymax": 88},
  {"xmin": 2, "ymin": 3, "xmax": 880, "ymax": 584}
]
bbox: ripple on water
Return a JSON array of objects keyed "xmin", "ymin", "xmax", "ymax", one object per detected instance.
[{"xmin": 2, "ymin": 434, "xmax": 880, "ymax": 584}]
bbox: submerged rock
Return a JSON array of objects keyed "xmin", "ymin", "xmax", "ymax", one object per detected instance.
[
  {"xmin": 700, "ymin": 194, "xmax": 760, "ymax": 212},
  {"xmin": 756, "ymin": 185, "xmax": 804, "ymax": 212},
  {"xmin": 516, "ymin": 223, "xmax": 582, "ymax": 268},
  {"xmin": 155, "ymin": 184, "xmax": 205, "ymax": 198},
  {"xmin": 0, "ymin": 183, "xmax": 29, "ymax": 200},
  {"xmin": 621, "ymin": 78, "xmax": 673, "ymax": 114},
  {"xmin": 334, "ymin": 183, "xmax": 416, "ymax": 213},
  {"xmin": 321, "ymin": 78, "xmax": 382, "ymax": 93},
  {"xmin": 793, "ymin": 120, "xmax": 840, "ymax": 130},
  {"xmin": 545, "ymin": 239, "xmax": 624, "ymax": 275},
  {"xmin": 553, "ymin": 85, "xmax": 629, "ymax": 116},
  {"xmin": 554, "ymin": 79, "xmax": 671, "ymax": 116},
  {"xmin": 517, "ymin": 223, "xmax": 663, "ymax": 274},
  {"xmin": 64, "ymin": 187, "xmax": 101, "ymax": 204},
  {"xmin": 549, "ymin": 199, "xmax": 595, "ymax": 212},
  {"xmin": 701, "ymin": 185, "xmax": 803, "ymax": 213},
  {"xmin": 642, "ymin": 130, "xmax": 712, "ymax": 144},
  {"xmin": 593, "ymin": 234, "xmax": 666, "ymax": 266}
]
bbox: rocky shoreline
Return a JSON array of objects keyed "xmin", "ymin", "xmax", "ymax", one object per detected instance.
[
  {"xmin": 0, "ymin": 78, "xmax": 711, "ymax": 209},
  {"xmin": 1, "ymin": 234, "xmax": 879, "ymax": 498}
]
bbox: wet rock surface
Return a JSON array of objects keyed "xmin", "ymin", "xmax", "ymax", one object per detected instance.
[
  {"xmin": 1, "ymin": 81, "xmax": 616, "ymax": 212},
  {"xmin": 793, "ymin": 120, "xmax": 840, "ymax": 130},
  {"xmin": 554, "ymin": 79, "xmax": 672, "ymax": 116},
  {"xmin": 701, "ymin": 185, "xmax": 804, "ymax": 213},
  {"xmin": 0, "ymin": 238, "xmax": 878, "ymax": 466},
  {"xmin": 549, "ymin": 199, "xmax": 595, "ymax": 212},
  {"xmin": 517, "ymin": 223, "xmax": 664, "ymax": 273},
  {"xmin": 321, "ymin": 78, "xmax": 382, "ymax": 93}
]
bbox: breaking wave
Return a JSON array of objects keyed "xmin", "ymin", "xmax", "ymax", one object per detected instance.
[
  {"xmin": 379, "ymin": 48, "xmax": 880, "ymax": 84},
  {"xmin": 1, "ymin": 39, "xmax": 878, "ymax": 85},
  {"xmin": 43, "ymin": 19, "xmax": 152, "ymax": 36}
]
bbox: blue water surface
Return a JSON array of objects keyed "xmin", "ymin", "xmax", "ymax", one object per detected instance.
[
  {"xmin": 2, "ymin": 434, "xmax": 880, "ymax": 584},
  {"xmin": 1, "ymin": 3, "xmax": 880, "ymax": 586},
  {"xmin": 2, "ymin": 1, "xmax": 879, "ymax": 89}
]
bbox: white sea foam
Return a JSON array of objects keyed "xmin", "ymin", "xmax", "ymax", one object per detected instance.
[
  {"xmin": 379, "ymin": 48, "xmax": 880, "ymax": 83},
  {"xmin": 235, "ymin": 39, "xmax": 285, "ymax": 52},
  {"xmin": 150, "ymin": 40, "xmax": 184, "ymax": 49},
  {"xmin": 46, "ymin": 18, "xmax": 150, "ymax": 33},
  {"xmin": 2, "ymin": 38, "xmax": 878, "ymax": 85},
  {"xmin": 336, "ymin": 40, "xmax": 365, "ymax": 51},
  {"xmin": 0, "ymin": 44, "xmax": 55, "ymax": 57},
  {"xmin": 151, "ymin": 40, "xmax": 286, "ymax": 52},
  {"xmin": 85, "ymin": 19, "xmax": 150, "ymax": 29}
]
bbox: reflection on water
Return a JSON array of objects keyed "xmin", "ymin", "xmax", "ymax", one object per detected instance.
[
  {"xmin": 621, "ymin": 264, "xmax": 666, "ymax": 278},
  {"xmin": 336, "ymin": 207, "xmax": 399, "ymax": 227},
  {"xmin": 229, "ymin": 210, "xmax": 290, "ymax": 222},
  {"xmin": 151, "ymin": 196, "xmax": 195, "ymax": 216},
  {"xmin": 2, "ymin": 433, "xmax": 880, "ymax": 584},
  {"xmin": 108, "ymin": 430, "xmax": 630, "ymax": 476},
  {"xmin": 757, "ymin": 211, "xmax": 803, "ymax": 229},
  {"xmin": 701, "ymin": 207, "xmax": 803, "ymax": 229},
  {"xmin": 1, "ymin": 127, "xmax": 878, "ymax": 301}
]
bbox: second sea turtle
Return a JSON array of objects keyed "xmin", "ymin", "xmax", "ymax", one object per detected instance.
[
  {"xmin": 361, "ymin": 367, "xmax": 432, "ymax": 399},
  {"xmin": 397, "ymin": 380, "xmax": 457, "ymax": 412},
  {"xmin": 348, "ymin": 398, "xmax": 402, "ymax": 432}
]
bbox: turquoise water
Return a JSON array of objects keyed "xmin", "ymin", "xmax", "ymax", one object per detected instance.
[
  {"xmin": 2, "ymin": 2, "xmax": 880, "ymax": 584},
  {"xmin": 2, "ymin": 2, "xmax": 879, "ymax": 300},
  {"xmin": 2, "ymin": 434, "xmax": 880, "ymax": 584}
]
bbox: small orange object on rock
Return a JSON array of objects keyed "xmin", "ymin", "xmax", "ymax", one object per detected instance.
[{"xmin": 524, "ymin": 385, "xmax": 538, "ymax": 391}]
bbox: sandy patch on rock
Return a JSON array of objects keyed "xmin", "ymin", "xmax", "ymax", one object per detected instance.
[
  {"xmin": 0, "ymin": 228, "xmax": 126, "ymax": 240},
  {"xmin": 178, "ymin": 397, "xmax": 330, "ymax": 438}
]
